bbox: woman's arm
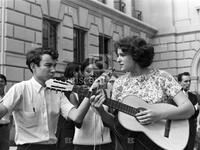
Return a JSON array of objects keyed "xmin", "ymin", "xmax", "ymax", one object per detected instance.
[
  {"xmin": 135, "ymin": 91, "xmax": 195, "ymax": 125},
  {"xmin": 165, "ymin": 91, "xmax": 195, "ymax": 119}
]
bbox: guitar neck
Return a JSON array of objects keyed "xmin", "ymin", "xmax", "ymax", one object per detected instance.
[
  {"xmin": 51, "ymin": 81, "xmax": 138, "ymax": 116},
  {"xmin": 46, "ymin": 69, "xmax": 115, "ymax": 99},
  {"xmin": 104, "ymin": 98, "xmax": 138, "ymax": 116}
]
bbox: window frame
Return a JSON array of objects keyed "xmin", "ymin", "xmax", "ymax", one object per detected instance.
[
  {"xmin": 98, "ymin": 34, "xmax": 111, "ymax": 69},
  {"xmin": 114, "ymin": 0, "xmax": 126, "ymax": 12},
  {"xmin": 73, "ymin": 28, "xmax": 86, "ymax": 64},
  {"xmin": 42, "ymin": 18, "xmax": 59, "ymax": 50}
]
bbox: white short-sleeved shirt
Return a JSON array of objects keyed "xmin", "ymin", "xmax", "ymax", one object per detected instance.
[
  {"xmin": 2, "ymin": 77, "xmax": 74, "ymax": 145},
  {"xmin": 72, "ymin": 91, "xmax": 111, "ymax": 145},
  {"xmin": 73, "ymin": 105, "xmax": 111, "ymax": 145}
]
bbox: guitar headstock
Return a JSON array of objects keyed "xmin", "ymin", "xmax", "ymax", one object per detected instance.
[
  {"xmin": 45, "ymin": 79, "xmax": 74, "ymax": 92},
  {"xmin": 45, "ymin": 68, "xmax": 115, "ymax": 97}
]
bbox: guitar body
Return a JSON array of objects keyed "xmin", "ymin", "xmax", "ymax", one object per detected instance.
[{"xmin": 117, "ymin": 95, "xmax": 189, "ymax": 150}]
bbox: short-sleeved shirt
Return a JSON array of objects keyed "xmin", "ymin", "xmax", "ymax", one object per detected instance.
[
  {"xmin": 73, "ymin": 105, "xmax": 112, "ymax": 145},
  {"xmin": 112, "ymin": 69, "xmax": 182, "ymax": 104},
  {"xmin": 2, "ymin": 77, "xmax": 74, "ymax": 145}
]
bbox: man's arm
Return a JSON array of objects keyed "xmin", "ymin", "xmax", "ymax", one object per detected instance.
[
  {"xmin": 68, "ymin": 97, "xmax": 90, "ymax": 123},
  {"xmin": 0, "ymin": 103, "xmax": 8, "ymax": 119},
  {"xmin": 69, "ymin": 93, "xmax": 79, "ymax": 108}
]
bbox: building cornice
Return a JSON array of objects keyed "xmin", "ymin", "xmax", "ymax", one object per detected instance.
[
  {"xmin": 155, "ymin": 24, "xmax": 200, "ymax": 37},
  {"xmin": 62, "ymin": 0, "xmax": 158, "ymax": 36}
]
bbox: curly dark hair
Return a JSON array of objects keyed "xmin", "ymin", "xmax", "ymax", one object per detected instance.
[
  {"xmin": 26, "ymin": 47, "xmax": 59, "ymax": 73},
  {"xmin": 114, "ymin": 36, "xmax": 154, "ymax": 68}
]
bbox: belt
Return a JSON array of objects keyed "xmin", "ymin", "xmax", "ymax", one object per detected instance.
[
  {"xmin": 0, "ymin": 123, "xmax": 9, "ymax": 127},
  {"xmin": 17, "ymin": 143, "xmax": 56, "ymax": 149}
]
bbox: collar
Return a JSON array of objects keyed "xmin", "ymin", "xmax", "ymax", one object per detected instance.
[
  {"xmin": 31, "ymin": 77, "xmax": 44, "ymax": 93},
  {"xmin": 182, "ymin": 90, "xmax": 189, "ymax": 97}
]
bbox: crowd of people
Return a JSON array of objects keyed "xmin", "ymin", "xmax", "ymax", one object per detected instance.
[{"xmin": 0, "ymin": 35, "xmax": 199, "ymax": 150}]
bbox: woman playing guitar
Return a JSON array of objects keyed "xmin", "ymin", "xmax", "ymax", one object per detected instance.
[{"xmin": 90, "ymin": 36, "xmax": 195, "ymax": 150}]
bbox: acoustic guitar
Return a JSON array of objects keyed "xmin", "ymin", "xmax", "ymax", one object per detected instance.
[
  {"xmin": 104, "ymin": 95, "xmax": 189, "ymax": 150},
  {"xmin": 46, "ymin": 77, "xmax": 189, "ymax": 150}
]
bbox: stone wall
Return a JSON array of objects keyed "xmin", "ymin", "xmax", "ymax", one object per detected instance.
[{"xmin": 0, "ymin": 0, "xmax": 157, "ymax": 88}]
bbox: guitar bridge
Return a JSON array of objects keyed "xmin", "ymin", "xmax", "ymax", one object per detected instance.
[{"xmin": 164, "ymin": 120, "xmax": 171, "ymax": 138}]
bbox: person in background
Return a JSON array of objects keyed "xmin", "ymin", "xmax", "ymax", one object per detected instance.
[
  {"xmin": 73, "ymin": 58, "xmax": 113, "ymax": 150},
  {"xmin": 0, "ymin": 74, "xmax": 10, "ymax": 150},
  {"xmin": 177, "ymin": 72, "xmax": 199, "ymax": 150},
  {"xmin": 90, "ymin": 36, "xmax": 195, "ymax": 150},
  {"xmin": 56, "ymin": 62, "xmax": 80, "ymax": 150},
  {"xmin": 0, "ymin": 48, "xmax": 101, "ymax": 150}
]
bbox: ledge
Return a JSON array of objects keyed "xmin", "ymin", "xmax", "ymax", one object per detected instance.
[{"xmin": 62, "ymin": 0, "xmax": 158, "ymax": 36}]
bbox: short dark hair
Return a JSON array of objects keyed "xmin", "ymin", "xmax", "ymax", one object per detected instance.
[
  {"xmin": 81, "ymin": 58, "xmax": 98, "ymax": 72},
  {"xmin": 177, "ymin": 72, "xmax": 190, "ymax": 82},
  {"xmin": 0, "ymin": 74, "xmax": 7, "ymax": 85},
  {"xmin": 114, "ymin": 36, "xmax": 154, "ymax": 68},
  {"xmin": 26, "ymin": 47, "xmax": 59, "ymax": 72},
  {"xmin": 64, "ymin": 62, "xmax": 80, "ymax": 79}
]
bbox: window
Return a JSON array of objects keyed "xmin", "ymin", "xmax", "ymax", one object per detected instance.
[
  {"xmin": 98, "ymin": 35, "xmax": 110, "ymax": 69},
  {"xmin": 114, "ymin": 0, "xmax": 126, "ymax": 12},
  {"xmin": 135, "ymin": 10, "xmax": 142, "ymax": 21},
  {"xmin": 43, "ymin": 19, "xmax": 58, "ymax": 50},
  {"xmin": 73, "ymin": 28, "xmax": 85, "ymax": 63},
  {"xmin": 99, "ymin": 35, "xmax": 109, "ymax": 55}
]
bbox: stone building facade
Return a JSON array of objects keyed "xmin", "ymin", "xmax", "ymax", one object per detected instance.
[
  {"xmin": 0, "ymin": 0, "xmax": 157, "ymax": 88},
  {"xmin": 0, "ymin": 0, "xmax": 200, "ymax": 147},
  {"xmin": 1, "ymin": 0, "xmax": 200, "ymax": 90},
  {"xmin": 139, "ymin": 0, "xmax": 200, "ymax": 93}
]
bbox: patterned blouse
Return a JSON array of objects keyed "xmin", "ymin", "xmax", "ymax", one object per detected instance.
[{"xmin": 112, "ymin": 69, "xmax": 182, "ymax": 104}]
